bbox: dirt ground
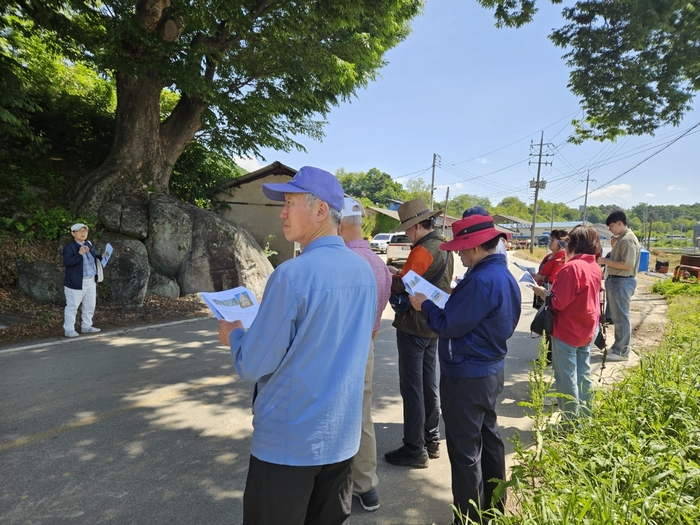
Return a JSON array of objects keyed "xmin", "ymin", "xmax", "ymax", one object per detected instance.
[{"xmin": 0, "ymin": 287, "xmax": 209, "ymax": 347}]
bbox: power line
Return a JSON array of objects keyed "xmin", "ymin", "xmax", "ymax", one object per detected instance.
[{"xmin": 564, "ymin": 120, "xmax": 700, "ymax": 205}]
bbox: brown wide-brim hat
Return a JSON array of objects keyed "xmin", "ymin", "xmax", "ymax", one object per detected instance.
[
  {"xmin": 390, "ymin": 199, "xmax": 443, "ymax": 232},
  {"xmin": 440, "ymin": 214, "xmax": 506, "ymax": 251}
]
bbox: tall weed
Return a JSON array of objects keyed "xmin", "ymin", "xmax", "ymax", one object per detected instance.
[{"xmin": 487, "ymin": 293, "xmax": 700, "ymax": 524}]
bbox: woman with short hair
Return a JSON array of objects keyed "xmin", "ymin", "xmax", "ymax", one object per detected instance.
[{"xmin": 533, "ymin": 225, "xmax": 603, "ymax": 420}]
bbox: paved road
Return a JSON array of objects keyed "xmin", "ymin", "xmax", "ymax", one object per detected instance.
[{"xmin": 1, "ymin": 254, "xmax": 620, "ymax": 525}]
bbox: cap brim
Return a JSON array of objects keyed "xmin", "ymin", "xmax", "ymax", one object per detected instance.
[{"xmin": 261, "ymin": 182, "xmax": 307, "ymax": 202}]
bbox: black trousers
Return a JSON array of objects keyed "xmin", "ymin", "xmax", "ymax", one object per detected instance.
[
  {"xmin": 242, "ymin": 455, "xmax": 353, "ymax": 525},
  {"xmin": 440, "ymin": 370, "xmax": 506, "ymax": 523},
  {"xmin": 396, "ymin": 330, "xmax": 440, "ymax": 454}
]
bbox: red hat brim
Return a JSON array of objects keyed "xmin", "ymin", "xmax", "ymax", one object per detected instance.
[{"xmin": 440, "ymin": 229, "xmax": 505, "ymax": 252}]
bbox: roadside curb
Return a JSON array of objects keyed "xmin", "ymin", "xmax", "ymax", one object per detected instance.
[{"xmin": 0, "ymin": 316, "xmax": 212, "ymax": 355}]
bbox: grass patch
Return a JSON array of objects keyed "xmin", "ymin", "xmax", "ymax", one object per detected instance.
[{"xmin": 484, "ymin": 291, "xmax": 700, "ymax": 524}]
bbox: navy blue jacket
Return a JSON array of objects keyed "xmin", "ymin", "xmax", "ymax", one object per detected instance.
[
  {"xmin": 63, "ymin": 240, "xmax": 101, "ymax": 290},
  {"xmin": 422, "ymin": 254, "xmax": 521, "ymax": 378}
]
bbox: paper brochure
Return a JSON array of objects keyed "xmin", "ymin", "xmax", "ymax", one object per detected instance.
[
  {"xmin": 200, "ymin": 287, "xmax": 260, "ymax": 328},
  {"xmin": 402, "ymin": 270, "xmax": 449, "ymax": 309}
]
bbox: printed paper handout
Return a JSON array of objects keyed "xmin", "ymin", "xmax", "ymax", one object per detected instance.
[
  {"xmin": 200, "ymin": 287, "xmax": 260, "ymax": 328},
  {"xmin": 101, "ymin": 243, "xmax": 113, "ymax": 268},
  {"xmin": 512, "ymin": 261, "xmax": 536, "ymax": 274},
  {"xmin": 518, "ymin": 271, "xmax": 537, "ymax": 288},
  {"xmin": 402, "ymin": 270, "xmax": 449, "ymax": 309}
]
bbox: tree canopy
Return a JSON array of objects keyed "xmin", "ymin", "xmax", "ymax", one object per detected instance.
[
  {"xmin": 336, "ymin": 167, "xmax": 407, "ymax": 206},
  {"xmin": 476, "ymin": 0, "xmax": 700, "ymax": 141},
  {"xmin": 1, "ymin": 1, "xmax": 423, "ymax": 214}
]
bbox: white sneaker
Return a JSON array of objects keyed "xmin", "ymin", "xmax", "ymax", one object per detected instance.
[
  {"xmin": 606, "ymin": 352, "xmax": 629, "ymax": 362},
  {"xmin": 81, "ymin": 326, "xmax": 101, "ymax": 334},
  {"xmin": 65, "ymin": 330, "xmax": 79, "ymax": 338}
]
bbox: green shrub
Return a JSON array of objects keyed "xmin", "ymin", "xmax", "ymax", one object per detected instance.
[
  {"xmin": 651, "ymin": 278, "xmax": 700, "ymax": 297},
  {"xmin": 487, "ymin": 293, "xmax": 700, "ymax": 524}
]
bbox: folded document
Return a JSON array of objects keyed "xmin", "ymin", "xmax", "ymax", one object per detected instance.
[
  {"xmin": 402, "ymin": 270, "xmax": 449, "ymax": 309},
  {"xmin": 200, "ymin": 287, "xmax": 259, "ymax": 328}
]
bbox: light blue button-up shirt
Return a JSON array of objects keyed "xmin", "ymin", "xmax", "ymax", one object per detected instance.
[
  {"xmin": 79, "ymin": 241, "xmax": 97, "ymax": 279},
  {"xmin": 229, "ymin": 236, "xmax": 376, "ymax": 466}
]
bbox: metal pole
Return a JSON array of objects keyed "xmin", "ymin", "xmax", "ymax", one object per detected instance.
[
  {"xmin": 429, "ymin": 153, "xmax": 437, "ymax": 210},
  {"xmin": 442, "ymin": 187, "xmax": 450, "ymax": 237},
  {"xmin": 582, "ymin": 171, "xmax": 590, "ymax": 223},
  {"xmin": 530, "ymin": 132, "xmax": 544, "ymax": 254},
  {"xmin": 550, "ymin": 209, "xmax": 554, "ymax": 233}
]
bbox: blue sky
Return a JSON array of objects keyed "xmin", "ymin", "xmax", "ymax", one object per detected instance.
[{"xmin": 237, "ymin": 1, "xmax": 700, "ymax": 209}]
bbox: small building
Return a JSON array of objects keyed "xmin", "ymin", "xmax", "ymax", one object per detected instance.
[
  {"xmin": 215, "ymin": 161, "xmax": 298, "ymax": 265},
  {"xmin": 365, "ymin": 206, "xmax": 460, "ymax": 239}
]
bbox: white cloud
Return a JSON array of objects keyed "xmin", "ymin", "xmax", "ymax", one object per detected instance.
[
  {"xmin": 587, "ymin": 183, "xmax": 632, "ymax": 200},
  {"xmin": 233, "ymin": 156, "xmax": 266, "ymax": 172},
  {"xmin": 645, "ymin": 192, "xmax": 655, "ymax": 197},
  {"xmin": 667, "ymin": 185, "xmax": 685, "ymax": 191},
  {"xmin": 454, "ymin": 182, "xmax": 463, "ymax": 189},
  {"xmin": 474, "ymin": 157, "xmax": 490, "ymax": 165}
]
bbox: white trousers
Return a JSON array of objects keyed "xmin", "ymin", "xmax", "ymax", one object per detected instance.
[{"xmin": 64, "ymin": 277, "xmax": 97, "ymax": 333}]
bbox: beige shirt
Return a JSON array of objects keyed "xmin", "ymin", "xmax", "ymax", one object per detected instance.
[{"xmin": 608, "ymin": 228, "xmax": 640, "ymax": 277}]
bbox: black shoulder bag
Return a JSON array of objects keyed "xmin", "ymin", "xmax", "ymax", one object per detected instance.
[{"xmin": 530, "ymin": 293, "xmax": 554, "ymax": 337}]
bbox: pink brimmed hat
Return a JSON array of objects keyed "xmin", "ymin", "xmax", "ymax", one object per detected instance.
[{"xmin": 440, "ymin": 214, "xmax": 506, "ymax": 251}]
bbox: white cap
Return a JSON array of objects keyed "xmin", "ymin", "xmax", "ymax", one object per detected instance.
[
  {"xmin": 70, "ymin": 223, "xmax": 88, "ymax": 232},
  {"xmin": 342, "ymin": 197, "xmax": 363, "ymax": 217}
]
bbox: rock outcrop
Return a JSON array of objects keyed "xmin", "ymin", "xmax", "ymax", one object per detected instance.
[
  {"xmin": 94, "ymin": 233, "xmax": 150, "ymax": 307},
  {"xmin": 16, "ymin": 260, "xmax": 65, "ymax": 306},
  {"xmin": 17, "ymin": 191, "xmax": 274, "ymax": 308}
]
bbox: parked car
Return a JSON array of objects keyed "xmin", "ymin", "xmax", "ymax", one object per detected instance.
[
  {"xmin": 370, "ymin": 232, "xmax": 406, "ymax": 253},
  {"xmin": 510, "ymin": 234, "xmax": 531, "ymax": 249},
  {"xmin": 537, "ymin": 235, "xmax": 550, "ymax": 247},
  {"xmin": 385, "ymin": 234, "xmax": 412, "ymax": 268}
]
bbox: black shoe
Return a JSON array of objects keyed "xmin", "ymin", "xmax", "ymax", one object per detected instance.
[
  {"xmin": 426, "ymin": 440, "xmax": 440, "ymax": 459},
  {"xmin": 384, "ymin": 446, "xmax": 429, "ymax": 468}
]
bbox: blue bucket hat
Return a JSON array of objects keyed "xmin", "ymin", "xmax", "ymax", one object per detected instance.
[{"xmin": 262, "ymin": 166, "xmax": 344, "ymax": 212}]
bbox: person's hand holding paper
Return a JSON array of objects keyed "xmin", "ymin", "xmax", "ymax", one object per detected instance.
[
  {"xmin": 409, "ymin": 292, "xmax": 428, "ymax": 311},
  {"xmin": 219, "ymin": 319, "xmax": 244, "ymax": 346}
]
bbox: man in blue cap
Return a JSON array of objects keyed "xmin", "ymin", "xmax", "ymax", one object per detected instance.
[{"xmin": 218, "ymin": 166, "xmax": 377, "ymax": 524}]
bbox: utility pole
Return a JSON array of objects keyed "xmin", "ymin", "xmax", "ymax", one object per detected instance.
[
  {"xmin": 671, "ymin": 212, "xmax": 674, "ymax": 249},
  {"xmin": 582, "ymin": 171, "xmax": 595, "ymax": 224},
  {"xmin": 442, "ymin": 187, "xmax": 450, "ymax": 237},
  {"xmin": 550, "ymin": 209, "xmax": 554, "ymax": 233},
  {"xmin": 528, "ymin": 131, "xmax": 552, "ymax": 253},
  {"xmin": 429, "ymin": 153, "xmax": 439, "ymax": 210},
  {"xmin": 680, "ymin": 212, "xmax": 686, "ymax": 246}
]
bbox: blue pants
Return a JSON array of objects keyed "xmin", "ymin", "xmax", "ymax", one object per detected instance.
[
  {"xmin": 396, "ymin": 331, "xmax": 440, "ymax": 454},
  {"xmin": 606, "ymin": 276, "xmax": 637, "ymax": 357},
  {"xmin": 440, "ymin": 370, "xmax": 506, "ymax": 522},
  {"xmin": 551, "ymin": 336, "xmax": 593, "ymax": 420}
]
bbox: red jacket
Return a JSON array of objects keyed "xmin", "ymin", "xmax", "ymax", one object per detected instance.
[
  {"xmin": 537, "ymin": 250, "xmax": 566, "ymax": 285},
  {"xmin": 549, "ymin": 254, "xmax": 602, "ymax": 347}
]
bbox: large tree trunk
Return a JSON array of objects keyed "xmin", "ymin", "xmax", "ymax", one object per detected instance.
[{"xmin": 71, "ymin": 72, "xmax": 206, "ymax": 217}]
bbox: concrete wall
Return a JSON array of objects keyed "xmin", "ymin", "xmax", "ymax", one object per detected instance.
[{"xmin": 216, "ymin": 174, "xmax": 294, "ymax": 266}]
